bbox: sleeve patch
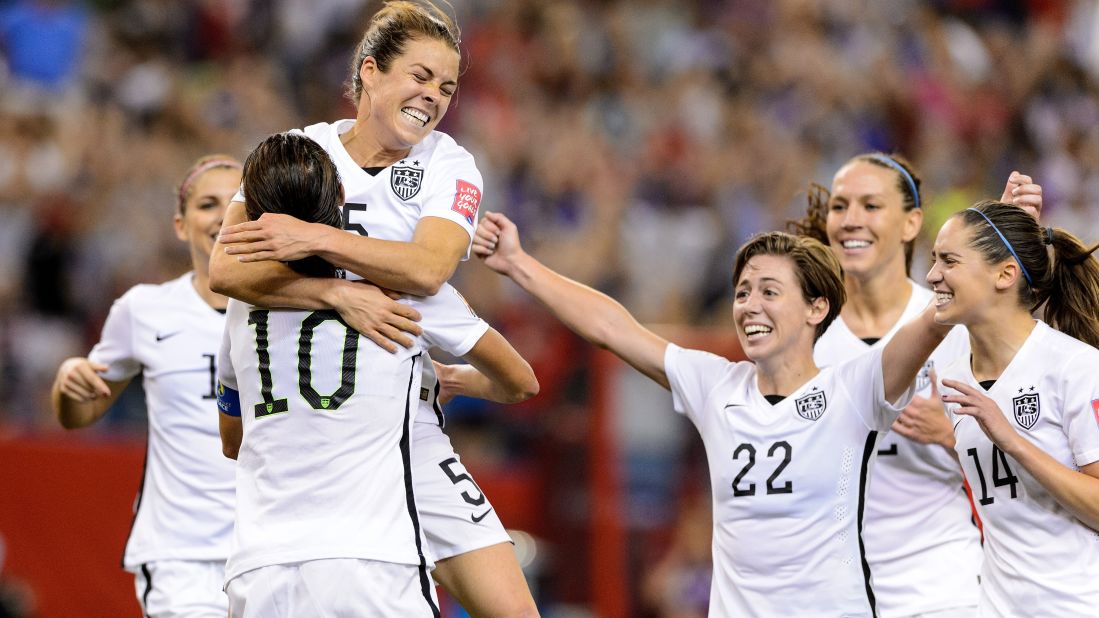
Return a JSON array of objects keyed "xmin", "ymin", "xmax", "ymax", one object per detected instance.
[
  {"xmin": 217, "ymin": 382, "xmax": 242, "ymax": 417},
  {"xmin": 451, "ymin": 179, "xmax": 481, "ymax": 225}
]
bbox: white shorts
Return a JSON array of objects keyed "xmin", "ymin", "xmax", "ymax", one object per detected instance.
[
  {"xmin": 412, "ymin": 421, "xmax": 512, "ymax": 561},
  {"xmin": 226, "ymin": 558, "xmax": 438, "ymax": 617},
  {"xmin": 134, "ymin": 560, "xmax": 227, "ymax": 618}
]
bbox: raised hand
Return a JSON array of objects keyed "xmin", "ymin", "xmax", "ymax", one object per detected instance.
[
  {"xmin": 56, "ymin": 358, "xmax": 112, "ymax": 402},
  {"xmin": 999, "ymin": 171, "xmax": 1043, "ymax": 220},
  {"xmin": 940, "ymin": 378, "xmax": 1022, "ymax": 452},
  {"xmin": 331, "ymin": 280, "xmax": 423, "ymax": 353},
  {"xmin": 473, "ymin": 211, "xmax": 524, "ymax": 275},
  {"xmin": 220, "ymin": 213, "xmax": 329, "ymax": 262},
  {"xmin": 892, "ymin": 367, "xmax": 956, "ymax": 449}
]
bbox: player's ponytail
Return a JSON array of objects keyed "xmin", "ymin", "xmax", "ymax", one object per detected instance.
[
  {"xmin": 786, "ymin": 182, "xmax": 830, "ymax": 247},
  {"xmin": 1045, "ymin": 228, "xmax": 1099, "ymax": 348}
]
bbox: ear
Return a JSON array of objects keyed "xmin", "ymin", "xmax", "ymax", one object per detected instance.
[
  {"xmin": 994, "ymin": 260, "xmax": 1022, "ymax": 291},
  {"xmin": 359, "ymin": 56, "xmax": 379, "ymax": 89},
  {"xmin": 806, "ymin": 296, "xmax": 829, "ymax": 327},
  {"xmin": 901, "ymin": 207, "xmax": 923, "ymax": 243},
  {"xmin": 172, "ymin": 212, "xmax": 187, "ymax": 242}
]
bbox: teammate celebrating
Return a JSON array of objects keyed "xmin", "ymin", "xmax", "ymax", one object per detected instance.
[
  {"xmin": 50, "ymin": 155, "xmax": 243, "ymax": 617},
  {"xmin": 790, "ymin": 154, "xmax": 1044, "ymax": 617},
  {"xmin": 216, "ymin": 132, "xmax": 537, "ymax": 616},
  {"xmin": 929, "ymin": 201, "xmax": 1099, "ymax": 616},
  {"xmin": 475, "ymin": 212, "xmax": 953, "ymax": 616},
  {"xmin": 208, "ymin": 3, "xmax": 539, "ymax": 614}
]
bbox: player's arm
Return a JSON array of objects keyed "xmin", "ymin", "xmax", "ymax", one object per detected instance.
[
  {"xmin": 216, "ymin": 198, "xmax": 469, "ymax": 295},
  {"xmin": 51, "ymin": 358, "xmax": 130, "ymax": 429},
  {"xmin": 475, "ymin": 212, "xmax": 670, "ymax": 388},
  {"xmin": 218, "ymin": 406, "xmax": 243, "ymax": 460},
  {"xmin": 215, "ymin": 329, "xmax": 244, "ymax": 460},
  {"xmin": 880, "ymin": 302, "xmax": 953, "ymax": 404},
  {"xmin": 941, "ymin": 379, "xmax": 1099, "ymax": 531},
  {"xmin": 210, "ymin": 201, "xmax": 423, "ymax": 352},
  {"xmin": 434, "ymin": 328, "xmax": 539, "ymax": 404}
]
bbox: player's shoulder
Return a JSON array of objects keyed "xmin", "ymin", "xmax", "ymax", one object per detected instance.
[
  {"xmin": 668, "ymin": 343, "xmax": 751, "ymax": 380},
  {"xmin": 1034, "ymin": 321, "xmax": 1098, "ymax": 368},
  {"xmin": 118, "ymin": 273, "xmax": 193, "ymax": 307},
  {"xmin": 419, "ymin": 131, "xmax": 477, "ymax": 169},
  {"xmin": 298, "ymin": 119, "xmax": 339, "ymax": 139}
]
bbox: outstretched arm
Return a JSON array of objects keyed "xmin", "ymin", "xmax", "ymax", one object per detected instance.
[
  {"xmin": 51, "ymin": 358, "xmax": 130, "ymax": 429},
  {"xmin": 942, "ymin": 379, "xmax": 1099, "ymax": 531},
  {"xmin": 880, "ymin": 303, "xmax": 954, "ymax": 404},
  {"xmin": 475, "ymin": 212, "xmax": 670, "ymax": 388},
  {"xmin": 215, "ymin": 201, "xmax": 469, "ymax": 296}
]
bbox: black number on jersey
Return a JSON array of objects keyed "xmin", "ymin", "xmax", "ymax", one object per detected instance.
[
  {"xmin": 342, "ymin": 203, "xmax": 368, "ymax": 236},
  {"xmin": 439, "ymin": 457, "xmax": 486, "ymax": 506},
  {"xmin": 966, "ymin": 445, "xmax": 1020, "ymax": 505},
  {"xmin": 247, "ymin": 309, "xmax": 359, "ymax": 418},
  {"xmin": 731, "ymin": 441, "xmax": 794, "ymax": 497},
  {"xmin": 202, "ymin": 353, "xmax": 217, "ymax": 400},
  {"xmin": 878, "ymin": 443, "xmax": 898, "ymax": 456}
]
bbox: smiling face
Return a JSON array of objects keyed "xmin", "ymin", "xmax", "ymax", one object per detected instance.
[
  {"xmin": 826, "ymin": 160, "xmax": 922, "ymax": 281},
  {"xmin": 733, "ymin": 254, "xmax": 827, "ymax": 363},
  {"xmin": 175, "ymin": 166, "xmax": 241, "ymax": 266},
  {"xmin": 358, "ymin": 36, "xmax": 459, "ymax": 151},
  {"xmin": 926, "ymin": 216, "xmax": 1008, "ymax": 326}
]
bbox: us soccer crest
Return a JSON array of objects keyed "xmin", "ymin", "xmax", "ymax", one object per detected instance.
[
  {"xmin": 795, "ymin": 388, "xmax": 827, "ymax": 421},
  {"xmin": 915, "ymin": 361, "xmax": 933, "ymax": 392},
  {"xmin": 391, "ymin": 164, "xmax": 423, "ymax": 200},
  {"xmin": 1012, "ymin": 390, "xmax": 1040, "ymax": 430}
]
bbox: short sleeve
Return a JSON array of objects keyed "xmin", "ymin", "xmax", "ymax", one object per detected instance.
[
  {"xmin": 420, "ymin": 144, "xmax": 482, "ymax": 256},
  {"xmin": 414, "ymin": 283, "xmax": 490, "ymax": 357},
  {"xmin": 664, "ymin": 343, "xmax": 729, "ymax": 424},
  {"xmin": 88, "ymin": 290, "xmax": 141, "ymax": 382},
  {"xmin": 216, "ymin": 312, "xmax": 237, "ymax": 391},
  {"xmin": 1062, "ymin": 348, "xmax": 1099, "ymax": 467},
  {"xmin": 834, "ymin": 346, "xmax": 916, "ymax": 431}
]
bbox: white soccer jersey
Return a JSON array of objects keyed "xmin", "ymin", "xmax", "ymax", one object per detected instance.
[
  {"xmin": 941, "ymin": 321, "xmax": 1099, "ymax": 617},
  {"xmin": 665, "ymin": 343, "xmax": 916, "ymax": 617},
  {"xmin": 815, "ymin": 282, "xmax": 981, "ymax": 617},
  {"xmin": 236, "ymin": 119, "xmax": 484, "ymax": 427},
  {"xmin": 88, "ymin": 273, "xmax": 235, "ymax": 571},
  {"xmin": 218, "ymin": 282, "xmax": 487, "ymax": 584}
]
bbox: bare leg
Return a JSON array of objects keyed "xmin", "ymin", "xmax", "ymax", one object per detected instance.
[{"xmin": 432, "ymin": 542, "xmax": 539, "ymax": 618}]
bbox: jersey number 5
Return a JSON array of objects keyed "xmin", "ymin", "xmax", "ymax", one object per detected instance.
[
  {"xmin": 732, "ymin": 441, "xmax": 794, "ymax": 497},
  {"xmin": 248, "ymin": 309, "xmax": 359, "ymax": 418}
]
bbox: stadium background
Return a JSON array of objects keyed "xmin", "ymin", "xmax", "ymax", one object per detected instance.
[{"xmin": 1, "ymin": 0, "xmax": 1098, "ymax": 615}]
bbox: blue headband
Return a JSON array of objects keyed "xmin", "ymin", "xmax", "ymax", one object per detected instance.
[
  {"xmin": 867, "ymin": 154, "xmax": 920, "ymax": 209},
  {"xmin": 966, "ymin": 207, "xmax": 1033, "ymax": 287}
]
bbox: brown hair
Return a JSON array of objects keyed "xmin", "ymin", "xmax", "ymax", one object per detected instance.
[
  {"xmin": 346, "ymin": 0, "xmax": 461, "ymax": 105},
  {"xmin": 242, "ymin": 133, "xmax": 345, "ymax": 277},
  {"xmin": 732, "ymin": 231, "xmax": 846, "ymax": 342},
  {"xmin": 787, "ymin": 152, "xmax": 923, "ymax": 274},
  {"xmin": 176, "ymin": 154, "xmax": 241, "ymax": 215},
  {"xmin": 956, "ymin": 200, "xmax": 1099, "ymax": 347}
]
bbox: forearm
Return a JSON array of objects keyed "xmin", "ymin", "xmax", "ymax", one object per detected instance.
[
  {"xmin": 883, "ymin": 306, "xmax": 952, "ymax": 402},
  {"xmin": 210, "ymin": 252, "xmax": 340, "ymax": 310},
  {"xmin": 1005, "ymin": 439, "xmax": 1099, "ymax": 531},
  {"xmin": 443, "ymin": 365, "xmax": 525, "ymax": 404},
  {"xmin": 52, "ymin": 381, "xmax": 111, "ymax": 429},
  {"xmin": 316, "ymin": 233, "xmax": 454, "ymax": 296}
]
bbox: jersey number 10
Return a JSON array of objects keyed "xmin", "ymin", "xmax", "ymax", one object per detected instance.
[{"xmin": 247, "ymin": 309, "xmax": 359, "ymax": 418}]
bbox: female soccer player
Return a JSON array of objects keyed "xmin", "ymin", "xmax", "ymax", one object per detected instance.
[
  {"xmin": 790, "ymin": 154, "xmax": 1043, "ymax": 617},
  {"xmin": 208, "ymin": 2, "xmax": 538, "ymax": 614},
  {"xmin": 50, "ymin": 155, "xmax": 243, "ymax": 616},
  {"xmin": 475, "ymin": 211, "xmax": 952, "ymax": 616},
  {"xmin": 930, "ymin": 201, "xmax": 1099, "ymax": 616},
  {"xmin": 216, "ymin": 132, "xmax": 537, "ymax": 617}
]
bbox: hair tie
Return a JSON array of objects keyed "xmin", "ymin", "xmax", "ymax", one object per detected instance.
[
  {"xmin": 1044, "ymin": 226, "xmax": 1054, "ymax": 245},
  {"xmin": 178, "ymin": 159, "xmax": 242, "ymax": 209},
  {"xmin": 867, "ymin": 154, "xmax": 920, "ymax": 209},
  {"xmin": 967, "ymin": 207, "xmax": 1033, "ymax": 286}
]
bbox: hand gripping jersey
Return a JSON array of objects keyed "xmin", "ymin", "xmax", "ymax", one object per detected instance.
[
  {"xmin": 217, "ymin": 282, "xmax": 488, "ymax": 585},
  {"xmin": 941, "ymin": 321, "xmax": 1099, "ymax": 617},
  {"xmin": 88, "ymin": 273, "xmax": 235, "ymax": 571},
  {"xmin": 665, "ymin": 343, "xmax": 916, "ymax": 617},
  {"xmin": 814, "ymin": 283, "xmax": 981, "ymax": 617}
]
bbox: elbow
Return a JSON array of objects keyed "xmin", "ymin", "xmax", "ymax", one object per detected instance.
[
  {"xmin": 504, "ymin": 370, "xmax": 540, "ymax": 404},
  {"xmin": 57, "ymin": 414, "xmax": 85, "ymax": 430},
  {"xmin": 222, "ymin": 442, "xmax": 240, "ymax": 460},
  {"xmin": 410, "ymin": 272, "xmax": 447, "ymax": 296},
  {"xmin": 208, "ymin": 266, "xmax": 234, "ymax": 297}
]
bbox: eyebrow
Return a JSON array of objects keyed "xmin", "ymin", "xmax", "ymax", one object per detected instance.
[
  {"xmin": 737, "ymin": 276, "xmax": 784, "ymax": 287},
  {"xmin": 412, "ymin": 63, "xmax": 457, "ymax": 87}
]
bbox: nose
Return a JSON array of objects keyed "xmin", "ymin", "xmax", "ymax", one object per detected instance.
[
  {"xmin": 842, "ymin": 206, "xmax": 864, "ymax": 229},
  {"xmin": 925, "ymin": 261, "xmax": 941, "ymax": 285}
]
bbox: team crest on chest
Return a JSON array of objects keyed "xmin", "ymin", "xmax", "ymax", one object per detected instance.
[
  {"xmin": 795, "ymin": 387, "xmax": 827, "ymax": 421},
  {"xmin": 390, "ymin": 162, "xmax": 423, "ymax": 201},
  {"xmin": 1012, "ymin": 387, "xmax": 1040, "ymax": 430},
  {"xmin": 916, "ymin": 361, "xmax": 933, "ymax": 391}
]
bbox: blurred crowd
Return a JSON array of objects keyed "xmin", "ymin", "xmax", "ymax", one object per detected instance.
[{"xmin": 2, "ymin": 0, "xmax": 1098, "ymax": 612}]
